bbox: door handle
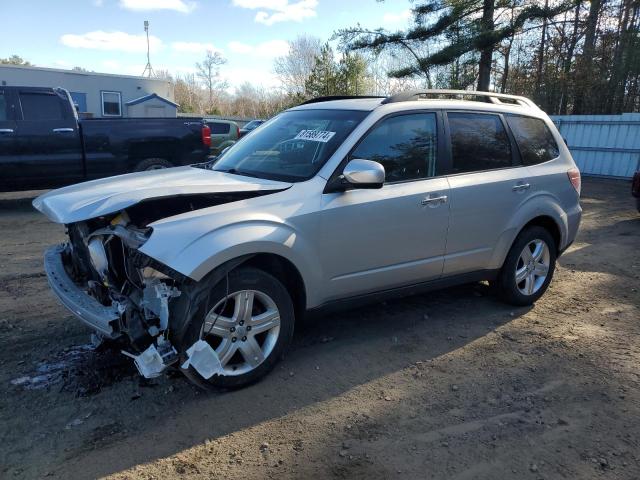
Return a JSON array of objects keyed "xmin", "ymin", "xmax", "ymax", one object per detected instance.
[
  {"xmin": 421, "ymin": 194, "xmax": 448, "ymax": 207},
  {"xmin": 512, "ymin": 182, "xmax": 530, "ymax": 192},
  {"xmin": 52, "ymin": 128, "xmax": 74, "ymax": 133},
  {"xmin": 0, "ymin": 128, "xmax": 14, "ymax": 133}
]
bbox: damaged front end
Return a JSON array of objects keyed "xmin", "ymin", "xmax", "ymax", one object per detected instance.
[{"xmin": 45, "ymin": 211, "xmax": 187, "ymax": 378}]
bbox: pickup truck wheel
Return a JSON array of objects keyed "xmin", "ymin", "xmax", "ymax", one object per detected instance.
[
  {"xmin": 133, "ymin": 158, "xmax": 174, "ymax": 171},
  {"xmin": 496, "ymin": 226, "xmax": 557, "ymax": 306},
  {"xmin": 180, "ymin": 267, "xmax": 295, "ymax": 390}
]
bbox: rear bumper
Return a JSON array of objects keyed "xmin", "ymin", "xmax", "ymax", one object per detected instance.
[
  {"xmin": 44, "ymin": 245, "xmax": 120, "ymax": 338},
  {"xmin": 562, "ymin": 203, "xmax": 582, "ymax": 253}
]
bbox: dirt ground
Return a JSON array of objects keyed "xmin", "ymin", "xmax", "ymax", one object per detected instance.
[{"xmin": 0, "ymin": 177, "xmax": 638, "ymax": 480}]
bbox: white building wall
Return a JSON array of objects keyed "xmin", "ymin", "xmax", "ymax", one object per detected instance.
[
  {"xmin": 0, "ymin": 65, "xmax": 174, "ymax": 118},
  {"xmin": 127, "ymin": 97, "xmax": 177, "ymax": 117}
]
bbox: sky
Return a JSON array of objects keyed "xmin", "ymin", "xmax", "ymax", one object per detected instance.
[{"xmin": 0, "ymin": 0, "xmax": 413, "ymax": 92}]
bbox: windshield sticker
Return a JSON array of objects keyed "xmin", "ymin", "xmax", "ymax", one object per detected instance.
[{"xmin": 294, "ymin": 130, "xmax": 336, "ymax": 143}]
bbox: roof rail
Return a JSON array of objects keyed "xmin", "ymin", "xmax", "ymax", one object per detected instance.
[
  {"xmin": 381, "ymin": 89, "xmax": 539, "ymax": 109},
  {"xmin": 299, "ymin": 95, "xmax": 387, "ymax": 106}
]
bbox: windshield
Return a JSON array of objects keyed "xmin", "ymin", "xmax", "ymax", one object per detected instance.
[
  {"xmin": 244, "ymin": 120, "xmax": 263, "ymax": 130},
  {"xmin": 210, "ymin": 109, "xmax": 369, "ymax": 182}
]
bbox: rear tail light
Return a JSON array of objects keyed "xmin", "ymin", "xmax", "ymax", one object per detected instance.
[
  {"xmin": 202, "ymin": 125, "xmax": 211, "ymax": 147},
  {"xmin": 567, "ymin": 168, "xmax": 581, "ymax": 196}
]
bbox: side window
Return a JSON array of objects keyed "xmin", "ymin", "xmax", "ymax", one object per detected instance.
[
  {"xmin": 448, "ymin": 112, "xmax": 512, "ymax": 173},
  {"xmin": 506, "ymin": 115, "xmax": 559, "ymax": 165},
  {"xmin": 19, "ymin": 93, "xmax": 65, "ymax": 121},
  {"xmin": 101, "ymin": 91, "xmax": 121, "ymax": 117},
  {"xmin": 351, "ymin": 113, "xmax": 438, "ymax": 183},
  {"xmin": 0, "ymin": 93, "xmax": 7, "ymax": 121},
  {"xmin": 209, "ymin": 122, "xmax": 231, "ymax": 134}
]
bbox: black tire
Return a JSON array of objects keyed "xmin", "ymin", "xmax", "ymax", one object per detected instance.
[
  {"xmin": 133, "ymin": 158, "xmax": 174, "ymax": 172},
  {"xmin": 496, "ymin": 226, "xmax": 557, "ymax": 306},
  {"xmin": 179, "ymin": 267, "xmax": 295, "ymax": 390}
]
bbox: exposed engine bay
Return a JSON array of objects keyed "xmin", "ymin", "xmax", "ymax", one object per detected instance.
[{"xmin": 56, "ymin": 191, "xmax": 271, "ymax": 379}]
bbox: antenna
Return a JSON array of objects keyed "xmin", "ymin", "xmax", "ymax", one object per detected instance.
[{"xmin": 141, "ymin": 20, "xmax": 155, "ymax": 77}]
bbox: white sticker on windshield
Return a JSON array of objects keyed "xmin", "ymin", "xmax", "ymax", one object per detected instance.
[{"xmin": 294, "ymin": 130, "xmax": 336, "ymax": 143}]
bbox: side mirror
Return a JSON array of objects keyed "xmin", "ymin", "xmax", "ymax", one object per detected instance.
[{"xmin": 341, "ymin": 159, "xmax": 385, "ymax": 189}]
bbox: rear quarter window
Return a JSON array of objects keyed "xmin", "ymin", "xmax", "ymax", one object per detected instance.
[
  {"xmin": 506, "ymin": 115, "xmax": 559, "ymax": 165},
  {"xmin": 209, "ymin": 122, "xmax": 231, "ymax": 134}
]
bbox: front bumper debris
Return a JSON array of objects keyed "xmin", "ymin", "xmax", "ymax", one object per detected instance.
[{"xmin": 44, "ymin": 245, "xmax": 120, "ymax": 338}]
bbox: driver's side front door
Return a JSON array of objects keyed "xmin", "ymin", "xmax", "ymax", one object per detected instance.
[{"xmin": 319, "ymin": 111, "xmax": 450, "ymax": 302}]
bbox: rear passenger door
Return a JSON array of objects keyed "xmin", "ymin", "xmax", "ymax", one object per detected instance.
[
  {"xmin": 14, "ymin": 89, "xmax": 83, "ymax": 188},
  {"xmin": 0, "ymin": 89, "xmax": 20, "ymax": 190},
  {"xmin": 443, "ymin": 111, "xmax": 532, "ymax": 276}
]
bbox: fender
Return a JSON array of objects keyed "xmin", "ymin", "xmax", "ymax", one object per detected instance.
[
  {"xmin": 140, "ymin": 218, "xmax": 322, "ymax": 307},
  {"xmin": 487, "ymin": 191, "xmax": 568, "ymax": 270}
]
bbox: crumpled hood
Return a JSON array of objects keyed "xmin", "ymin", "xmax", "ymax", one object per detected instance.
[{"xmin": 32, "ymin": 166, "xmax": 292, "ymax": 224}]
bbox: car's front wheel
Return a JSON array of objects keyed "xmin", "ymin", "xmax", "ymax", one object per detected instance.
[
  {"xmin": 179, "ymin": 267, "xmax": 295, "ymax": 390},
  {"xmin": 496, "ymin": 226, "xmax": 557, "ymax": 306}
]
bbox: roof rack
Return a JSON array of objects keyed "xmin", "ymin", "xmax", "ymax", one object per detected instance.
[
  {"xmin": 381, "ymin": 89, "xmax": 539, "ymax": 109},
  {"xmin": 299, "ymin": 95, "xmax": 387, "ymax": 105}
]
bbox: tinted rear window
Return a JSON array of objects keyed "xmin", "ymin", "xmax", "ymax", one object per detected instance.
[
  {"xmin": 19, "ymin": 92, "xmax": 65, "ymax": 121},
  {"xmin": 0, "ymin": 93, "xmax": 6, "ymax": 121},
  {"xmin": 506, "ymin": 115, "xmax": 559, "ymax": 165},
  {"xmin": 209, "ymin": 122, "xmax": 231, "ymax": 134},
  {"xmin": 448, "ymin": 112, "xmax": 512, "ymax": 173}
]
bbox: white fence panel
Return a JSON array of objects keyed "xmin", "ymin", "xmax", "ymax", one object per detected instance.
[{"xmin": 551, "ymin": 113, "xmax": 640, "ymax": 178}]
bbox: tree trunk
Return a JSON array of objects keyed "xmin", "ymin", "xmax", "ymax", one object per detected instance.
[
  {"xmin": 477, "ymin": 0, "xmax": 495, "ymax": 91},
  {"xmin": 501, "ymin": 36, "xmax": 514, "ymax": 93},
  {"xmin": 535, "ymin": 0, "xmax": 549, "ymax": 102},
  {"xmin": 573, "ymin": 0, "xmax": 603, "ymax": 114},
  {"xmin": 560, "ymin": 3, "xmax": 581, "ymax": 115}
]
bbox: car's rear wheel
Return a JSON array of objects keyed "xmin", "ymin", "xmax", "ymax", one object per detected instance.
[
  {"xmin": 133, "ymin": 158, "xmax": 173, "ymax": 171},
  {"xmin": 496, "ymin": 226, "xmax": 556, "ymax": 306},
  {"xmin": 180, "ymin": 267, "xmax": 295, "ymax": 390}
]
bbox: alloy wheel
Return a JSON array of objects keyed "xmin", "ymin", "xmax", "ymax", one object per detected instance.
[
  {"xmin": 200, "ymin": 290, "xmax": 281, "ymax": 376},
  {"xmin": 515, "ymin": 239, "xmax": 550, "ymax": 296}
]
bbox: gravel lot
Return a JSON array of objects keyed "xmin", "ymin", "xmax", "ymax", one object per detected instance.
[{"xmin": 0, "ymin": 177, "xmax": 638, "ymax": 479}]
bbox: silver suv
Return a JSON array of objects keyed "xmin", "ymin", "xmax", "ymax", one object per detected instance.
[{"xmin": 34, "ymin": 90, "xmax": 582, "ymax": 389}]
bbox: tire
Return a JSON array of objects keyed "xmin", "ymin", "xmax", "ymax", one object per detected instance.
[
  {"xmin": 496, "ymin": 226, "xmax": 557, "ymax": 306},
  {"xmin": 133, "ymin": 158, "xmax": 174, "ymax": 172},
  {"xmin": 179, "ymin": 267, "xmax": 295, "ymax": 390}
]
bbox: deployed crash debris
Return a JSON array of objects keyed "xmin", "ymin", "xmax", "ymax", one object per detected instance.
[
  {"xmin": 122, "ymin": 338, "xmax": 178, "ymax": 379},
  {"xmin": 181, "ymin": 340, "xmax": 223, "ymax": 379}
]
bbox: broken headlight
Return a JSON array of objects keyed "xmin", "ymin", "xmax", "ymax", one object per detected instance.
[{"xmin": 87, "ymin": 237, "xmax": 109, "ymax": 280}]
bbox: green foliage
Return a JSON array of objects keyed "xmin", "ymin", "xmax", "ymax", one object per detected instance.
[
  {"xmin": 336, "ymin": 1, "xmax": 575, "ymax": 80},
  {"xmin": 304, "ymin": 44, "xmax": 372, "ymax": 97},
  {"xmin": 0, "ymin": 55, "xmax": 32, "ymax": 66}
]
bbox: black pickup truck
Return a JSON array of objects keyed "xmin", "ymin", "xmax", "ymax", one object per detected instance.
[{"xmin": 0, "ymin": 86, "xmax": 211, "ymax": 191}]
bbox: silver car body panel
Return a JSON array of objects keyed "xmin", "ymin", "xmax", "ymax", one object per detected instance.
[
  {"xmin": 32, "ymin": 166, "xmax": 291, "ymax": 224},
  {"xmin": 34, "ymin": 97, "xmax": 581, "ymax": 312}
]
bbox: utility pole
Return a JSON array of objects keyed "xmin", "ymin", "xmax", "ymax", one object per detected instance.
[{"xmin": 141, "ymin": 20, "xmax": 155, "ymax": 77}]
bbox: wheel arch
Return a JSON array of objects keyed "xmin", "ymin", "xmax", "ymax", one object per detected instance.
[
  {"xmin": 520, "ymin": 215, "xmax": 561, "ymax": 253},
  {"xmin": 241, "ymin": 253, "xmax": 307, "ymax": 323},
  {"xmin": 489, "ymin": 204, "xmax": 567, "ymax": 271}
]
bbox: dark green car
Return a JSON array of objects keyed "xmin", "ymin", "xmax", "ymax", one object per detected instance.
[{"xmin": 204, "ymin": 119, "xmax": 240, "ymax": 156}]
